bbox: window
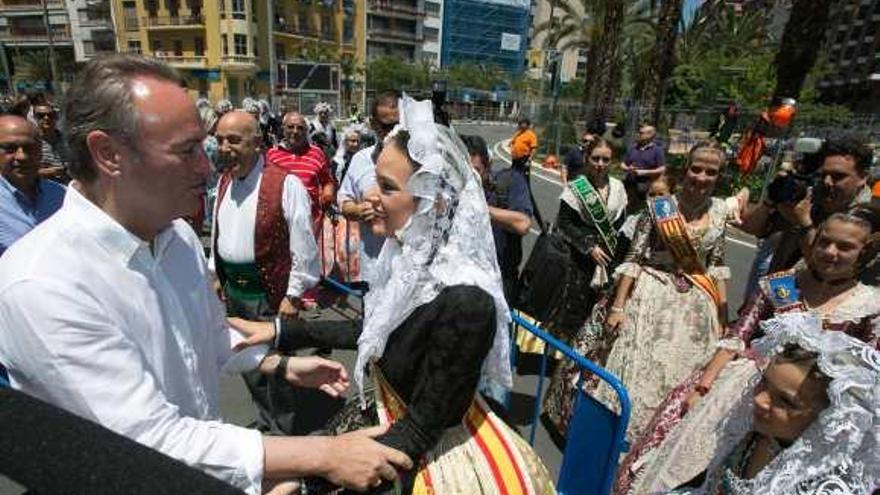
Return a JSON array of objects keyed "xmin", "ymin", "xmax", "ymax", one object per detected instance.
[
  {"xmin": 425, "ymin": 1, "xmax": 440, "ymax": 16},
  {"xmin": 343, "ymin": 16, "xmax": 353, "ymax": 43},
  {"xmin": 150, "ymin": 39, "xmax": 163, "ymax": 54},
  {"xmin": 173, "ymin": 40, "xmax": 183, "ymax": 56},
  {"xmin": 219, "ymin": 0, "xmax": 226, "ymax": 19},
  {"xmin": 298, "ymin": 11, "xmax": 310, "ymax": 35},
  {"xmin": 82, "ymin": 40, "xmax": 95, "ymax": 55},
  {"xmin": 146, "ymin": 0, "xmax": 158, "ymax": 18},
  {"xmin": 231, "ymin": 0, "xmax": 246, "ymax": 20},
  {"xmin": 424, "ymin": 26, "xmax": 439, "ymax": 42},
  {"xmin": 222, "ymin": 35, "xmax": 228, "ymax": 55},
  {"xmin": 275, "ymin": 42, "xmax": 286, "ymax": 61},
  {"xmin": 253, "ymin": 35, "xmax": 258, "ymax": 57},
  {"xmin": 251, "ymin": 0, "xmax": 257, "ymax": 17},
  {"xmin": 322, "ymin": 12, "xmax": 333, "ymax": 40},
  {"xmin": 194, "ymin": 36, "xmax": 204, "ymax": 56},
  {"xmin": 128, "ymin": 39, "xmax": 141, "ymax": 54},
  {"xmin": 234, "ymin": 33, "xmax": 247, "ymax": 56}
]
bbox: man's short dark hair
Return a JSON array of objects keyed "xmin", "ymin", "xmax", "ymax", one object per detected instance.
[
  {"xmin": 819, "ymin": 137, "xmax": 872, "ymax": 174},
  {"xmin": 63, "ymin": 54, "xmax": 184, "ymax": 182},
  {"xmin": 370, "ymin": 90, "xmax": 400, "ymax": 120},
  {"xmin": 460, "ymin": 134, "xmax": 490, "ymax": 167},
  {"xmin": 518, "ymin": 117, "xmax": 531, "ymax": 127},
  {"xmin": 586, "ymin": 118, "xmax": 606, "ymax": 137}
]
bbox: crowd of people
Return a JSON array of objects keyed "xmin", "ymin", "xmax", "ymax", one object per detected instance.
[{"xmin": 0, "ymin": 53, "xmax": 878, "ymax": 495}]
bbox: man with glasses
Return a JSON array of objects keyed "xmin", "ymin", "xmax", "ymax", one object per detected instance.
[
  {"xmin": 338, "ymin": 90, "xmax": 400, "ymax": 285},
  {"xmin": 0, "ymin": 115, "xmax": 65, "ymax": 256},
  {"xmin": 32, "ymin": 103, "xmax": 70, "ymax": 184}
]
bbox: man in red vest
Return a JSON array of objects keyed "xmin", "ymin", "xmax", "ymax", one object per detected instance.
[{"xmin": 210, "ymin": 110, "xmax": 320, "ymax": 434}]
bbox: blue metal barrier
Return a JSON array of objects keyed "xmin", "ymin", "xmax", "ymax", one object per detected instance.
[
  {"xmin": 320, "ymin": 277, "xmax": 631, "ymax": 495},
  {"xmin": 0, "ymin": 363, "xmax": 9, "ymax": 389},
  {"xmin": 510, "ymin": 313, "xmax": 631, "ymax": 495}
]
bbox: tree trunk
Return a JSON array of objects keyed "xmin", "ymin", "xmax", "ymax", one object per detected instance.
[
  {"xmin": 773, "ymin": 0, "xmax": 832, "ymax": 99},
  {"xmin": 582, "ymin": 0, "xmax": 625, "ymax": 123},
  {"xmin": 638, "ymin": 0, "xmax": 684, "ymax": 125}
]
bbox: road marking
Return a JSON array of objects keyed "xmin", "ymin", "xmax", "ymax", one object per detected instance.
[{"xmin": 493, "ymin": 140, "xmax": 757, "ymax": 250}]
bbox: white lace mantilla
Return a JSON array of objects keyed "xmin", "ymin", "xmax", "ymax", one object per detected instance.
[
  {"xmin": 354, "ymin": 96, "xmax": 512, "ymax": 401},
  {"xmin": 683, "ymin": 313, "xmax": 880, "ymax": 495}
]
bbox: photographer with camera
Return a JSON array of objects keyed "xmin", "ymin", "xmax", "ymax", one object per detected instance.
[{"xmin": 740, "ymin": 137, "xmax": 874, "ymax": 278}]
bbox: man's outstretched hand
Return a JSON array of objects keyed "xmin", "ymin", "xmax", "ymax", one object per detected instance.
[{"xmin": 284, "ymin": 356, "xmax": 349, "ymax": 398}]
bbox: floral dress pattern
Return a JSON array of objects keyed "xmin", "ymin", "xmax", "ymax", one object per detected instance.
[{"xmin": 591, "ymin": 197, "xmax": 731, "ymax": 442}]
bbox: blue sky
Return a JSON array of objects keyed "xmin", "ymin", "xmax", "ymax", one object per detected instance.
[{"xmin": 682, "ymin": 0, "xmax": 703, "ymax": 27}]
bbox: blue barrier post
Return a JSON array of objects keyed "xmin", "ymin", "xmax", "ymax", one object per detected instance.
[{"xmin": 0, "ymin": 364, "xmax": 9, "ymax": 389}]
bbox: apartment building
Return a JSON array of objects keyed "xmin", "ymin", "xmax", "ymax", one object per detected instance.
[
  {"xmin": 366, "ymin": 0, "xmax": 426, "ymax": 62},
  {"xmin": 0, "ymin": 0, "xmax": 75, "ymax": 91},
  {"xmin": 526, "ymin": 0, "xmax": 581, "ymax": 83},
  {"xmin": 67, "ymin": 0, "xmax": 117, "ymax": 61},
  {"xmin": 818, "ymin": 0, "xmax": 880, "ymax": 112},
  {"xmin": 111, "ymin": 0, "xmax": 366, "ymax": 107}
]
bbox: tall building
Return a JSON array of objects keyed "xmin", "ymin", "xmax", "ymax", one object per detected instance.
[
  {"xmin": 67, "ymin": 0, "xmax": 117, "ymax": 61},
  {"xmin": 422, "ymin": 0, "xmax": 442, "ymax": 66},
  {"xmin": 440, "ymin": 0, "xmax": 530, "ymax": 74},
  {"xmin": 0, "ymin": 0, "xmax": 76, "ymax": 92},
  {"xmin": 817, "ymin": 0, "xmax": 880, "ymax": 112},
  {"xmin": 526, "ymin": 0, "xmax": 582, "ymax": 83},
  {"xmin": 366, "ymin": 0, "xmax": 426, "ymax": 62},
  {"xmin": 110, "ymin": 0, "xmax": 367, "ymax": 109}
]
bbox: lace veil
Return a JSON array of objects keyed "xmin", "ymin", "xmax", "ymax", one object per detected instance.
[
  {"xmin": 688, "ymin": 312, "xmax": 880, "ymax": 494},
  {"xmin": 353, "ymin": 95, "xmax": 513, "ymax": 400}
]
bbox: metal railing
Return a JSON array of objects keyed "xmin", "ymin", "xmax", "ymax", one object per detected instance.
[
  {"xmin": 153, "ymin": 54, "xmax": 208, "ymax": 67},
  {"xmin": 142, "ymin": 15, "xmax": 205, "ymax": 27},
  {"xmin": 321, "ymin": 275, "xmax": 631, "ymax": 495},
  {"xmin": 221, "ymin": 55, "xmax": 257, "ymax": 65}
]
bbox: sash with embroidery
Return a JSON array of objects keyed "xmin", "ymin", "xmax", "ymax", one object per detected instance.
[
  {"xmin": 648, "ymin": 195, "xmax": 722, "ymax": 307},
  {"xmin": 569, "ymin": 176, "xmax": 617, "ymax": 255},
  {"xmin": 762, "ymin": 270, "xmax": 806, "ymax": 313}
]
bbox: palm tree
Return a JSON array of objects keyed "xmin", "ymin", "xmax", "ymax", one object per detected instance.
[
  {"xmin": 773, "ymin": 0, "xmax": 831, "ymax": 99},
  {"xmin": 636, "ymin": 0, "xmax": 684, "ymax": 126},
  {"xmin": 11, "ymin": 49, "xmax": 74, "ymax": 88}
]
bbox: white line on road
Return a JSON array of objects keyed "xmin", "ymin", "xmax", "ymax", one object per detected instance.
[{"xmin": 493, "ymin": 139, "xmax": 758, "ymax": 250}]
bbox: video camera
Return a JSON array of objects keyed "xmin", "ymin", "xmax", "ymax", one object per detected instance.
[{"xmin": 766, "ymin": 137, "xmax": 823, "ymax": 204}]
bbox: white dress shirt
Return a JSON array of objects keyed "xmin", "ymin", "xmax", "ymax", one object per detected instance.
[
  {"xmin": 0, "ymin": 187, "xmax": 267, "ymax": 494},
  {"xmin": 210, "ymin": 156, "xmax": 320, "ymax": 299}
]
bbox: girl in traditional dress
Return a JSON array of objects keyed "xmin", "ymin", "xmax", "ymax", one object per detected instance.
[
  {"xmin": 594, "ymin": 141, "xmax": 733, "ymax": 441},
  {"xmin": 231, "ymin": 96, "xmax": 555, "ymax": 494},
  {"xmin": 662, "ymin": 314, "xmax": 879, "ymax": 494},
  {"xmin": 542, "ymin": 137, "xmax": 628, "ymax": 438},
  {"xmin": 616, "ymin": 205, "xmax": 880, "ymax": 495}
]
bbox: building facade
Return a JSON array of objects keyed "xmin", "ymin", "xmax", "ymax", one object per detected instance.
[
  {"xmin": 818, "ymin": 0, "xmax": 880, "ymax": 112},
  {"xmin": 110, "ymin": 0, "xmax": 366, "ymax": 109},
  {"xmin": 440, "ymin": 0, "xmax": 529, "ymax": 74},
  {"xmin": 67, "ymin": 0, "xmax": 117, "ymax": 62},
  {"xmin": 0, "ymin": 0, "xmax": 76, "ymax": 92},
  {"xmin": 526, "ymin": 0, "xmax": 582, "ymax": 83},
  {"xmin": 422, "ymin": 0, "xmax": 442, "ymax": 66},
  {"xmin": 366, "ymin": 0, "xmax": 426, "ymax": 62}
]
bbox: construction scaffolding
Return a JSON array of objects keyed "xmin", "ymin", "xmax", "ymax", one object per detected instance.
[{"xmin": 440, "ymin": 0, "xmax": 530, "ymax": 74}]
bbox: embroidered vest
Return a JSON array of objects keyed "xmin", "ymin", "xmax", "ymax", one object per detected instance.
[{"xmin": 214, "ymin": 160, "xmax": 292, "ymax": 310}]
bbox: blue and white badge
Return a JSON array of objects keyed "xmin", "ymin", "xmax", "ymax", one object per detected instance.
[
  {"xmin": 766, "ymin": 273, "xmax": 800, "ymax": 308},
  {"xmin": 651, "ymin": 195, "xmax": 677, "ymax": 220}
]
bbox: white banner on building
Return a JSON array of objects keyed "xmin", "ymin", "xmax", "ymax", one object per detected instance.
[{"xmin": 500, "ymin": 33, "xmax": 521, "ymax": 52}]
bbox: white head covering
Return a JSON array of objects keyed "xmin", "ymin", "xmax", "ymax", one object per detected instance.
[
  {"xmin": 689, "ymin": 312, "xmax": 880, "ymax": 495},
  {"xmin": 354, "ymin": 95, "xmax": 513, "ymax": 400}
]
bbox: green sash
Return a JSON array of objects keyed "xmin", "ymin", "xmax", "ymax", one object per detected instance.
[
  {"xmin": 569, "ymin": 176, "xmax": 617, "ymax": 255},
  {"xmin": 219, "ymin": 260, "xmax": 267, "ymax": 302}
]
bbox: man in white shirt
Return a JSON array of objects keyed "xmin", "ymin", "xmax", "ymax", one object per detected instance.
[
  {"xmin": 210, "ymin": 110, "xmax": 320, "ymax": 435},
  {"xmin": 0, "ymin": 54, "xmax": 409, "ymax": 494},
  {"xmin": 337, "ymin": 91, "xmax": 399, "ymax": 284}
]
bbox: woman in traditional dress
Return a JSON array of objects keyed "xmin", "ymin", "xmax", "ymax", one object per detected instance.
[
  {"xmin": 616, "ymin": 205, "xmax": 880, "ymax": 495},
  {"xmin": 596, "ymin": 141, "xmax": 732, "ymax": 441},
  {"xmin": 541, "ymin": 137, "xmax": 628, "ymax": 438},
  {"xmin": 662, "ymin": 314, "xmax": 879, "ymax": 494},
  {"xmin": 232, "ymin": 96, "xmax": 555, "ymax": 494}
]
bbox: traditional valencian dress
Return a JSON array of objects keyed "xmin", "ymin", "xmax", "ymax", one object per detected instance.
[
  {"xmin": 592, "ymin": 194, "xmax": 732, "ymax": 441},
  {"xmin": 309, "ymin": 96, "xmax": 555, "ymax": 494},
  {"xmin": 663, "ymin": 314, "xmax": 879, "ymax": 495},
  {"xmin": 616, "ymin": 266, "xmax": 880, "ymax": 495}
]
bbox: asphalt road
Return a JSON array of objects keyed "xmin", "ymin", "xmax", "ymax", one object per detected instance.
[{"xmin": 0, "ymin": 122, "xmax": 757, "ymax": 494}]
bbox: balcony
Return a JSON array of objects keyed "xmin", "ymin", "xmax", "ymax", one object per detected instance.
[
  {"xmin": 153, "ymin": 53, "xmax": 208, "ymax": 68},
  {"xmin": 221, "ymin": 55, "xmax": 258, "ymax": 67},
  {"xmin": 0, "ymin": 0, "xmax": 65, "ymax": 12},
  {"xmin": 0, "ymin": 28, "xmax": 72, "ymax": 44},
  {"xmin": 142, "ymin": 15, "xmax": 205, "ymax": 29},
  {"xmin": 367, "ymin": 0, "xmax": 425, "ymax": 18},
  {"xmin": 368, "ymin": 27, "xmax": 423, "ymax": 44},
  {"xmin": 80, "ymin": 18, "xmax": 115, "ymax": 29}
]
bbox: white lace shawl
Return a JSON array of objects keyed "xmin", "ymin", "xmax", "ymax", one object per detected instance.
[
  {"xmin": 353, "ymin": 96, "xmax": 513, "ymax": 401},
  {"xmin": 684, "ymin": 313, "xmax": 880, "ymax": 495}
]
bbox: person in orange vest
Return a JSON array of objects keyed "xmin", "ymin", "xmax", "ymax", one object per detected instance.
[{"xmin": 509, "ymin": 117, "xmax": 538, "ymax": 175}]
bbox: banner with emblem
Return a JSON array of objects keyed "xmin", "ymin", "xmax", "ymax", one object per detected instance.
[{"xmin": 648, "ymin": 195, "xmax": 722, "ymax": 307}]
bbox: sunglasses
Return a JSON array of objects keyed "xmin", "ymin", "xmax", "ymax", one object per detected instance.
[
  {"xmin": 589, "ymin": 155, "xmax": 612, "ymax": 163},
  {"xmin": 34, "ymin": 112, "xmax": 55, "ymax": 119}
]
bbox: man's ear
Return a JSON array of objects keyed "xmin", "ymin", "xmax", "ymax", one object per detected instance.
[{"xmin": 85, "ymin": 130, "xmax": 124, "ymax": 178}]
